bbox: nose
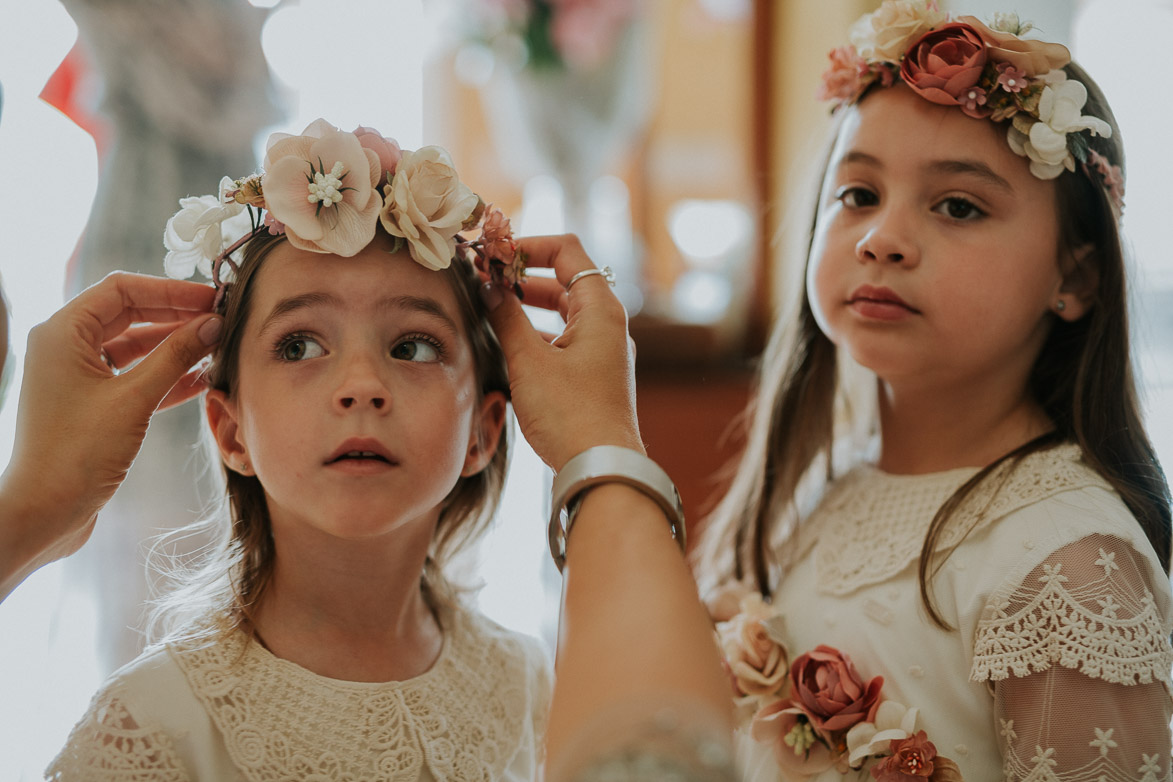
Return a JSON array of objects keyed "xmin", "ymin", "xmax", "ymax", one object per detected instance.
[
  {"xmin": 855, "ymin": 208, "xmax": 919, "ymax": 267},
  {"xmin": 333, "ymin": 353, "xmax": 390, "ymax": 412}
]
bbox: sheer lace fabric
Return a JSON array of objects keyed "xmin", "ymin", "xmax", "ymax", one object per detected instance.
[
  {"xmin": 47, "ymin": 606, "xmax": 551, "ymax": 781},
  {"xmin": 745, "ymin": 445, "xmax": 1173, "ymax": 782}
]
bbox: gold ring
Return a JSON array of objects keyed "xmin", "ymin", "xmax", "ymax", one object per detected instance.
[{"xmin": 566, "ymin": 266, "xmax": 616, "ymax": 292}]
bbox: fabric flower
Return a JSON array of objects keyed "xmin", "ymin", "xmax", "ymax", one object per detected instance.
[
  {"xmin": 899, "ymin": 23, "xmax": 988, "ymax": 111},
  {"xmin": 261, "ymin": 118, "xmax": 382, "ymax": 257},
  {"xmin": 379, "ymin": 146, "xmax": 480, "ymax": 271},
  {"xmin": 818, "ymin": 46, "xmax": 872, "ymax": 104},
  {"xmin": 163, "ymin": 176, "xmax": 253, "ymax": 280},
  {"xmin": 715, "ymin": 593, "xmax": 790, "ymax": 701},
  {"xmin": 751, "ymin": 701, "xmax": 836, "ymax": 778},
  {"xmin": 226, "ymin": 174, "xmax": 266, "ymax": 208},
  {"xmin": 787, "ymin": 645, "xmax": 883, "ymax": 742},
  {"xmin": 960, "ymin": 14, "xmax": 1070, "ymax": 77},
  {"xmin": 1006, "ymin": 74, "xmax": 1112, "ymax": 179},
  {"xmin": 995, "ymin": 62, "xmax": 1028, "ymax": 93},
  {"xmin": 849, "ymin": 0, "xmax": 946, "ymax": 64},
  {"xmin": 871, "ymin": 731, "xmax": 937, "ymax": 780},
  {"xmin": 1085, "ymin": 149, "xmax": 1125, "ymax": 217},
  {"xmin": 352, "ymin": 126, "xmax": 402, "ymax": 189},
  {"xmin": 846, "ymin": 701, "xmax": 921, "ymax": 767}
]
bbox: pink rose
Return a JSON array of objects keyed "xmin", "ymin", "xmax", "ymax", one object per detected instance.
[
  {"xmin": 899, "ymin": 23, "xmax": 987, "ymax": 110},
  {"xmin": 352, "ymin": 126, "xmax": 402, "ymax": 188},
  {"xmin": 751, "ymin": 700, "xmax": 836, "ymax": 778},
  {"xmin": 715, "ymin": 594, "xmax": 790, "ymax": 700},
  {"xmin": 788, "ymin": 645, "xmax": 883, "ymax": 741},
  {"xmin": 960, "ymin": 15, "xmax": 1070, "ymax": 77},
  {"xmin": 817, "ymin": 46, "xmax": 869, "ymax": 104},
  {"xmin": 871, "ymin": 731, "xmax": 937, "ymax": 781}
]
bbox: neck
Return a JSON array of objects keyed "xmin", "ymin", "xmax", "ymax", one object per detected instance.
[
  {"xmin": 875, "ymin": 376, "xmax": 1053, "ymax": 474},
  {"xmin": 251, "ymin": 516, "xmax": 444, "ymax": 683}
]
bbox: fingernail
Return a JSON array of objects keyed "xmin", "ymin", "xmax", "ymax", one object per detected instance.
[
  {"xmin": 480, "ymin": 281, "xmax": 504, "ymax": 312},
  {"xmin": 199, "ymin": 316, "xmax": 224, "ymax": 346}
]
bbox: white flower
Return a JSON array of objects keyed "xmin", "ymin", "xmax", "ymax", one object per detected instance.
[
  {"xmin": 849, "ymin": 0, "xmax": 947, "ymax": 64},
  {"xmin": 379, "ymin": 146, "xmax": 480, "ymax": 271},
  {"xmin": 845, "ymin": 700, "xmax": 921, "ymax": 767},
  {"xmin": 990, "ymin": 11, "xmax": 1033, "ymax": 36},
  {"xmin": 164, "ymin": 176, "xmax": 253, "ymax": 280},
  {"xmin": 1006, "ymin": 72, "xmax": 1112, "ymax": 179}
]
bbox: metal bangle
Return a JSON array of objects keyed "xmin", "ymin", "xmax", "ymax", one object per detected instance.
[{"xmin": 548, "ymin": 445, "xmax": 686, "ymax": 572}]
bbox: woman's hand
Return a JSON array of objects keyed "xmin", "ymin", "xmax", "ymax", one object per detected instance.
[
  {"xmin": 483, "ymin": 235, "xmax": 643, "ymax": 472},
  {"xmin": 0, "ymin": 272, "xmax": 221, "ymax": 601}
]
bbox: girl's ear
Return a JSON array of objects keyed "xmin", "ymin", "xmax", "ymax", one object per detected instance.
[
  {"xmin": 462, "ymin": 390, "xmax": 508, "ymax": 477},
  {"xmin": 205, "ymin": 389, "xmax": 252, "ymax": 475},
  {"xmin": 1054, "ymin": 243, "xmax": 1099, "ymax": 321}
]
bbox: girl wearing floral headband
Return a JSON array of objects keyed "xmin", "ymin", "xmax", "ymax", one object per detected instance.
[
  {"xmin": 47, "ymin": 119, "xmax": 549, "ymax": 780},
  {"xmin": 690, "ymin": 3, "xmax": 1172, "ymax": 781}
]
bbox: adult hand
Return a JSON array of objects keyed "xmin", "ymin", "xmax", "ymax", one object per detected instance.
[
  {"xmin": 483, "ymin": 235, "xmax": 643, "ymax": 472},
  {"xmin": 0, "ymin": 272, "xmax": 221, "ymax": 601}
]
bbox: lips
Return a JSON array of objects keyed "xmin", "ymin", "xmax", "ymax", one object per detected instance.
[
  {"xmin": 848, "ymin": 285, "xmax": 919, "ymax": 314},
  {"xmin": 326, "ymin": 438, "xmax": 397, "ymax": 465}
]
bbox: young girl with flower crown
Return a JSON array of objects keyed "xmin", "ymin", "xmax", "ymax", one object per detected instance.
[
  {"xmin": 691, "ymin": 3, "xmax": 1173, "ymax": 781},
  {"xmin": 45, "ymin": 119, "xmax": 547, "ymax": 781}
]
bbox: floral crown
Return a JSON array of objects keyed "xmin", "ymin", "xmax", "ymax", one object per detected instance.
[
  {"xmin": 819, "ymin": 1, "xmax": 1125, "ymax": 218},
  {"xmin": 163, "ymin": 118, "xmax": 526, "ymax": 310}
]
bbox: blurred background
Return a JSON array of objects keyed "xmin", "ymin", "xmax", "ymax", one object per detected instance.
[{"xmin": 1, "ymin": 0, "xmax": 1171, "ymax": 776}]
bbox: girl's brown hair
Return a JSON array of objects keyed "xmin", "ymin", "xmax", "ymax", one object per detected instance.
[
  {"xmin": 149, "ymin": 232, "xmax": 510, "ymax": 641},
  {"xmin": 697, "ymin": 63, "xmax": 1171, "ymax": 628}
]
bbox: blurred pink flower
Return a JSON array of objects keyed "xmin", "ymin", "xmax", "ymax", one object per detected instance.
[
  {"xmin": 549, "ymin": 0, "xmax": 636, "ymax": 69},
  {"xmin": 900, "ymin": 23, "xmax": 987, "ymax": 109},
  {"xmin": 352, "ymin": 126, "xmax": 402, "ymax": 188},
  {"xmin": 751, "ymin": 700, "xmax": 836, "ymax": 779},
  {"xmin": 262, "ymin": 118, "xmax": 382, "ymax": 257},
  {"xmin": 818, "ymin": 46, "xmax": 870, "ymax": 103}
]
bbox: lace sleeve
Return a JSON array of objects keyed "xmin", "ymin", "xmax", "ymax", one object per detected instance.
[
  {"xmin": 972, "ymin": 534, "xmax": 1173, "ymax": 781},
  {"xmin": 45, "ymin": 688, "xmax": 191, "ymax": 782}
]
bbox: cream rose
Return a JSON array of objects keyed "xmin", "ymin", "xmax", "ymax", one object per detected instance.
[
  {"xmin": 849, "ymin": 0, "xmax": 947, "ymax": 64},
  {"xmin": 379, "ymin": 146, "xmax": 480, "ymax": 271},
  {"xmin": 715, "ymin": 593, "xmax": 790, "ymax": 700}
]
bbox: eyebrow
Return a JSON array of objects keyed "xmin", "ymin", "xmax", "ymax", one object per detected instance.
[
  {"xmin": 839, "ymin": 150, "xmax": 1013, "ymax": 192},
  {"xmin": 257, "ymin": 291, "xmax": 460, "ymax": 336}
]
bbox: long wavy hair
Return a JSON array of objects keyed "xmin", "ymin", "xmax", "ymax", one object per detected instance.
[
  {"xmin": 697, "ymin": 62, "xmax": 1171, "ymax": 628},
  {"xmin": 148, "ymin": 233, "xmax": 511, "ymax": 643}
]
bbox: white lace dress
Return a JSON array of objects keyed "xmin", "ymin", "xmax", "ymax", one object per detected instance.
[
  {"xmin": 737, "ymin": 445, "xmax": 1173, "ymax": 782},
  {"xmin": 45, "ymin": 604, "xmax": 552, "ymax": 781}
]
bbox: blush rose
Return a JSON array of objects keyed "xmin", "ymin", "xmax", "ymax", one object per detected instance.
[{"xmin": 899, "ymin": 23, "xmax": 988, "ymax": 117}]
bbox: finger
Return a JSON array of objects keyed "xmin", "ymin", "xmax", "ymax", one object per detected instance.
[
  {"xmin": 65, "ymin": 272, "xmax": 216, "ymax": 345},
  {"xmin": 101, "ymin": 322, "xmax": 184, "ymax": 368},
  {"xmin": 484, "ymin": 284, "xmax": 550, "ymax": 366},
  {"xmin": 121, "ymin": 314, "xmax": 222, "ymax": 410},
  {"xmin": 516, "ymin": 235, "xmax": 598, "ymax": 286},
  {"xmin": 517, "ymin": 277, "xmax": 570, "ymax": 318},
  {"xmin": 156, "ymin": 365, "xmax": 211, "ymax": 411}
]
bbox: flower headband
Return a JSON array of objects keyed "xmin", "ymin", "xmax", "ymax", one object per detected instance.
[
  {"xmin": 163, "ymin": 118, "xmax": 526, "ymax": 309},
  {"xmin": 819, "ymin": 1, "xmax": 1125, "ymax": 218}
]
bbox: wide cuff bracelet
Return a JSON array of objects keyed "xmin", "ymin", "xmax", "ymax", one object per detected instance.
[{"xmin": 548, "ymin": 445, "xmax": 686, "ymax": 572}]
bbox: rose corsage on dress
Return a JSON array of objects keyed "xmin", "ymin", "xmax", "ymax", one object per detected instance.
[
  {"xmin": 162, "ymin": 118, "xmax": 525, "ymax": 307},
  {"xmin": 710, "ymin": 586, "xmax": 962, "ymax": 781},
  {"xmin": 818, "ymin": 0, "xmax": 1124, "ymax": 218}
]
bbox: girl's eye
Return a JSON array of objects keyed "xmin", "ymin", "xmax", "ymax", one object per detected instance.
[
  {"xmin": 836, "ymin": 187, "xmax": 879, "ymax": 209},
  {"xmin": 276, "ymin": 335, "xmax": 324, "ymax": 362},
  {"xmin": 391, "ymin": 337, "xmax": 442, "ymax": 363},
  {"xmin": 934, "ymin": 197, "xmax": 985, "ymax": 221}
]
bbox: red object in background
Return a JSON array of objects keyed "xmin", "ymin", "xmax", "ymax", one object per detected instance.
[{"xmin": 40, "ymin": 39, "xmax": 109, "ymax": 156}]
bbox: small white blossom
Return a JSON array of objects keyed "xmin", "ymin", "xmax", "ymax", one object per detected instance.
[{"xmin": 163, "ymin": 176, "xmax": 253, "ymax": 280}]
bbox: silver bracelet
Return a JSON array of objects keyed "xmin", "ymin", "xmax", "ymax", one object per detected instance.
[{"xmin": 548, "ymin": 446, "xmax": 686, "ymax": 572}]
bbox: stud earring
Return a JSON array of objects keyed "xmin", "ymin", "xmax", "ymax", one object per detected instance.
[
  {"xmin": 1055, "ymin": 299, "xmax": 1066, "ymax": 312},
  {"xmin": 239, "ymin": 460, "xmax": 250, "ymax": 475}
]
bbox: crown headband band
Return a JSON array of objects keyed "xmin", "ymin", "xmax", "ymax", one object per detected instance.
[
  {"xmin": 163, "ymin": 119, "xmax": 526, "ymax": 310},
  {"xmin": 820, "ymin": 1, "xmax": 1125, "ymax": 218}
]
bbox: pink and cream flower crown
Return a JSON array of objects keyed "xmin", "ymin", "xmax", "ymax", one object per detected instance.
[
  {"xmin": 163, "ymin": 118, "xmax": 526, "ymax": 310},
  {"xmin": 820, "ymin": 1, "xmax": 1125, "ymax": 218}
]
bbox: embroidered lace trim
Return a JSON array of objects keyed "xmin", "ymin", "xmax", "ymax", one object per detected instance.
[
  {"xmin": 972, "ymin": 534, "xmax": 1173, "ymax": 686},
  {"xmin": 812, "ymin": 444, "xmax": 1100, "ymax": 596},
  {"xmin": 45, "ymin": 691, "xmax": 189, "ymax": 781},
  {"xmin": 170, "ymin": 607, "xmax": 543, "ymax": 781}
]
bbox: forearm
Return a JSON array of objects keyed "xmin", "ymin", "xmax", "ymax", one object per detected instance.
[{"xmin": 546, "ymin": 483, "xmax": 733, "ymax": 775}]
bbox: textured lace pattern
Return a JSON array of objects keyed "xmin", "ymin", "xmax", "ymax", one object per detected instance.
[
  {"xmin": 173, "ymin": 607, "xmax": 545, "ymax": 781},
  {"xmin": 813, "ymin": 444, "xmax": 1097, "ymax": 596},
  {"xmin": 45, "ymin": 694, "xmax": 188, "ymax": 781},
  {"xmin": 973, "ymin": 536, "xmax": 1173, "ymax": 686},
  {"xmin": 46, "ymin": 606, "xmax": 549, "ymax": 781}
]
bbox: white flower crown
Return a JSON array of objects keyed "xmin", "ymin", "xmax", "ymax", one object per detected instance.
[{"xmin": 163, "ymin": 119, "xmax": 526, "ymax": 310}]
